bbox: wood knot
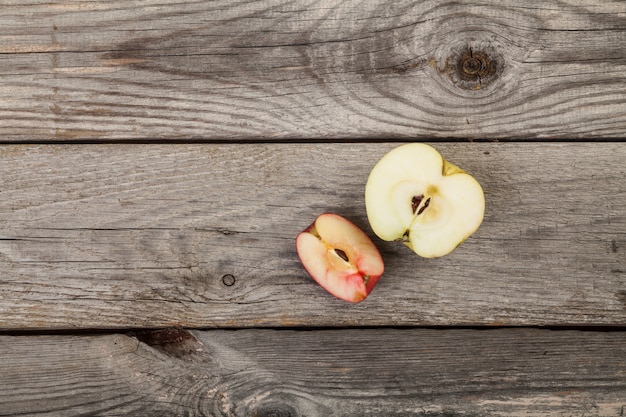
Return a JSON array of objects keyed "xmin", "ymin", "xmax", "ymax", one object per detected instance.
[
  {"xmin": 444, "ymin": 42, "xmax": 503, "ymax": 91},
  {"xmin": 134, "ymin": 327, "xmax": 204, "ymax": 359},
  {"xmin": 460, "ymin": 50, "xmax": 494, "ymax": 80}
]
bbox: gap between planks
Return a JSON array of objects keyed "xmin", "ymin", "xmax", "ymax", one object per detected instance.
[{"xmin": 1, "ymin": 137, "xmax": 626, "ymax": 145}]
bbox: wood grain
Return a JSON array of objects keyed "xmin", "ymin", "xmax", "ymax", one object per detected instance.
[
  {"xmin": 0, "ymin": 328, "xmax": 624, "ymax": 416},
  {"xmin": 0, "ymin": 0, "xmax": 624, "ymax": 141},
  {"xmin": 0, "ymin": 143, "xmax": 624, "ymax": 329}
]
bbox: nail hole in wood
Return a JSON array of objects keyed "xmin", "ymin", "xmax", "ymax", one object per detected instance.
[{"xmin": 222, "ymin": 274, "xmax": 236, "ymax": 287}]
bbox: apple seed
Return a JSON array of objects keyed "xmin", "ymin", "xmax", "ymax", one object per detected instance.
[
  {"xmin": 334, "ymin": 248, "xmax": 350, "ymax": 263},
  {"xmin": 411, "ymin": 195, "xmax": 431, "ymax": 216},
  {"xmin": 417, "ymin": 197, "xmax": 431, "ymax": 215},
  {"xmin": 411, "ymin": 195, "xmax": 423, "ymax": 214}
]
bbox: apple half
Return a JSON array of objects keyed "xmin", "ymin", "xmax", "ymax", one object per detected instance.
[
  {"xmin": 365, "ymin": 143, "xmax": 484, "ymax": 258},
  {"xmin": 296, "ymin": 213, "xmax": 384, "ymax": 302}
]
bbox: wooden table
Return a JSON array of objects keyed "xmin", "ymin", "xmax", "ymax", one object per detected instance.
[{"xmin": 1, "ymin": 1, "xmax": 625, "ymax": 415}]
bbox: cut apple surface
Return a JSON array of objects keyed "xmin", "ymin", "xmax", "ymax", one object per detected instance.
[
  {"xmin": 296, "ymin": 213, "xmax": 384, "ymax": 302},
  {"xmin": 365, "ymin": 143, "xmax": 485, "ymax": 258}
]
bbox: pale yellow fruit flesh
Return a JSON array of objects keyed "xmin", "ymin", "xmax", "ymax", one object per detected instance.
[
  {"xmin": 405, "ymin": 172, "xmax": 484, "ymax": 258},
  {"xmin": 366, "ymin": 144, "xmax": 445, "ymax": 242},
  {"xmin": 365, "ymin": 143, "xmax": 485, "ymax": 258},
  {"xmin": 314, "ymin": 213, "xmax": 384, "ymax": 278},
  {"xmin": 296, "ymin": 232, "xmax": 369, "ymax": 302}
]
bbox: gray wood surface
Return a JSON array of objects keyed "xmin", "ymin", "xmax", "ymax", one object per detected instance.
[
  {"xmin": 0, "ymin": 0, "xmax": 624, "ymax": 141},
  {"xmin": 1, "ymin": 143, "xmax": 624, "ymax": 329},
  {"xmin": 0, "ymin": 328, "xmax": 624, "ymax": 416},
  {"xmin": 2, "ymin": 2, "xmax": 624, "ymax": 415}
]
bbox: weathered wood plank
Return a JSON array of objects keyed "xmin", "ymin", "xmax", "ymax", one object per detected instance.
[
  {"xmin": 0, "ymin": 143, "xmax": 624, "ymax": 329},
  {"xmin": 0, "ymin": 329, "xmax": 624, "ymax": 416},
  {"xmin": 0, "ymin": 0, "xmax": 624, "ymax": 141}
]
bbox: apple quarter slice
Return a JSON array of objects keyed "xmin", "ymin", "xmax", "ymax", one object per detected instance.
[{"xmin": 296, "ymin": 213, "xmax": 384, "ymax": 302}]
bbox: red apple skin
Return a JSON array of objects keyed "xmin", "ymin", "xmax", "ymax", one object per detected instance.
[{"xmin": 296, "ymin": 213, "xmax": 384, "ymax": 303}]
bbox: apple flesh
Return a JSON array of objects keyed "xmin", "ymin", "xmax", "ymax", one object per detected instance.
[
  {"xmin": 296, "ymin": 213, "xmax": 384, "ymax": 302},
  {"xmin": 365, "ymin": 143, "xmax": 484, "ymax": 258}
]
